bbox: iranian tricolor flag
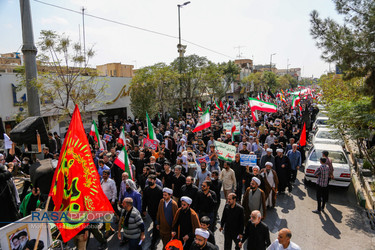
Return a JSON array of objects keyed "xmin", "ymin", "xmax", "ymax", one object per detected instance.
[
  {"xmin": 193, "ymin": 109, "xmax": 211, "ymax": 132},
  {"xmin": 146, "ymin": 112, "xmax": 156, "ymax": 140},
  {"xmin": 231, "ymin": 116, "xmax": 236, "ymax": 141},
  {"xmin": 214, "ymin": 101, "xmax": 221, "ymax": 110},
  {"xmin": 251, "ymin": 110, "xmax": 259, "ymax": 122},
  {"xmin": 219, "ymin": 100, "xmax": 224, "ymax": 111},
  {"xmin": 114, "ymin": 146, "xmax": 134, "ymax": 180},
  {"xmin": 117, "ymin": 128, "xmax": 127, "ymax": 146},
  {"xmin": 226, "ymin": 103, "xmax": 231, "ymax": 112},
  {"xmin": 292, "ymin": 95, "xmax": 301, "ymax": 108},
  {"xmin": 248, "ymin": 97, "xmax": 277, "ymax": 113},
  {"xmin": 89, "ymin": 120, "xmax": 104, "ymax": 150},
  {"xmin": 196, "ymin": 102, "xmax": 203, "ymax": 111},
  {"xmin": 257, "ymin": 93, "xmax": 260, "ymax": 100}
]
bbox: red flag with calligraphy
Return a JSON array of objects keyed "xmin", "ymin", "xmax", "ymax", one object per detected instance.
[{"xmin": 49, "ymin": 105, "xmax": 114, "ymax": 242}]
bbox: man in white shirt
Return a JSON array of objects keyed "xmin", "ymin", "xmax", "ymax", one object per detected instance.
[
  {"xmin": 219, "ymin": 162, "xmax": 236, "ymax": 199},
  {"xmin": 267, "ymin": 228, "xmax": 301, "ymax": 250},
  {"xmin": 101, "ymin": 170, "xmax": 117, "ymax": 238}
]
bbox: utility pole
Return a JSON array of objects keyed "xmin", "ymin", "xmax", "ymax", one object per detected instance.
[
  {"xmin": 20, "ymin": 0, "xmax": 40, "ymax": 116},
  {"xmin": 82, "ymin": 7, "xmax": 86, "ymax": 64},
  {"xmin": 177, "ymin": 1, "xmax": 190, "ymax": 111},
  {"xmin": 270, "ymin": 53, "xmax": 276, "ymax": 72}
]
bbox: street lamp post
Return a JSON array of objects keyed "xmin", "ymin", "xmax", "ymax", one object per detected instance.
[
  {"xmin": 177, "ymin": 1, "xmax": 190, "ymax": 111},
  {"xmin": 270, "ymin": 53, "xmax": 276, "ymax": 72},
  {"xmin": 287, "ymin": 58, "xmax": 291, "ymax": 75}
]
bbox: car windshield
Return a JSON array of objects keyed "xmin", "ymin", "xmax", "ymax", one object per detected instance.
[
  {"xmin": 316, "ymin": 131, "xmax": 337, "ymax": 140},
  {"xmin": 316, "ymin": 119, "xmax": 328, "ymax": 125},
  {"xmin": 309, "ymin": 149, "xmax": 348, "ymax": 164}
]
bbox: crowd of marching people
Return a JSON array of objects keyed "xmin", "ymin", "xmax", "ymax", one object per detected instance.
[{"xmin": 0, "ymin": 91, "xmax": 321, "ymax": 249}]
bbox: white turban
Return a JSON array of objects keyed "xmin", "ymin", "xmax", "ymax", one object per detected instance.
[
  {"xmin": 181, "ymin": 196, "xmax": 192, "ymax": 205},
  {"xmin": 252, "ymin": 177, "xmax": 261, "ymax": 186},
  {"xmin": 163, "ymin": 187, "xmax": 173, "ymax": 195},
  {"xmin": 252, "ymin": 166, "xmax": 260, "ymax": 171},
  {"xmin": 276, "ymin": 148, "xmax": 283, "ymax": 153},
  {"xmin": 266, "ymin": 148, "xmax": 273, "ymax": 153},
  {"xmin": 195, "ymin": 228, "xmax": 210, "ymax": 239},
  {"xmin": 265, "ymin": 161, "xmax": 273, "ymax": 167}
]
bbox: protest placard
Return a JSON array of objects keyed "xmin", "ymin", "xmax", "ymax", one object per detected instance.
[
  {"xmin": 214, "ymin": 140, "xmax": 236, "ymax": 162},
  {"xmin": 240, "ymin": 154, "xmax": 257, "ymax": 166},
  {"xmin": 143, "ymin": 138, "xmax": 158, "ymax": 150},
  {"xmin": 223, "ymin": 122, "xmax": 240, "ymax": 135}
]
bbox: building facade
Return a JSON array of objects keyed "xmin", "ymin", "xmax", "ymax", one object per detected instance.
[{"xmin": 97, "ymin": 63, "xmax": 134, "ymax": 77}]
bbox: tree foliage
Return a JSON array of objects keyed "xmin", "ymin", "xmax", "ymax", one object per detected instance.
[
  {"xmin": 310, "ymin": 0, "xmax": 375, "ymax": 106},
  {"xmin": 36, "ymin": 30, "xmax": 107, "ymax": 117},
  {"xmin": 130, "ymin": 63, "xmax": 178, "ymax": 120}
]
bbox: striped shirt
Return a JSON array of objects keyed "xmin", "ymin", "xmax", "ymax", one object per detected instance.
[
  {"xmin": 314, "ymin": 164, "xmax": 330, "ymax": 187},
  {"xmin": 120, "ymin": 207, "xmax": 145, "ymax": 239}
]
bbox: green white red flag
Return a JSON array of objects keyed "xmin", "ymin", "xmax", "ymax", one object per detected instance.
[
  {"xmin": 248, "ymin": 97, "xmax": 277, "ymax": 113},
  {"xmin": 114, "ymin": 146, "xmax": 134, "ymax": 180},
  {"xmin": 251, "ymin": 110, "xmax": 259, "ymax": 122},
  {"xmin": 231, "ymin": 116, "xmax": 236, "ymax": 141},
  {"xmin": 196, "ymin": 102, "xmax": 203, "ymax": 111},
  {"xmin": 117, "ymin": 128, "xmax": 126, "ymax": 146},
  {"xmin": 89, "ymin": 120, "xmax": 104, "ymax": 150},
  {"xmin": 146, "ymin": 112, "xmax": 156, "ymax": 140},
  {"xmin": 219, "ymin": 100, "xmax": 224, "ymax": 111},
  {"xmin": 193, "ymin": 109, "xmax": 211, "ymax": 132},
  {"xmin": 50, "ymin": 105, "xmax": 114, "ymax": 242},
  {"xmin": 214, "ymin": 101, "xmax": 221, "ymax": 110},
  {"xmin": 292, "ymin": 95, "xmax": 301, "ymax": 108}
]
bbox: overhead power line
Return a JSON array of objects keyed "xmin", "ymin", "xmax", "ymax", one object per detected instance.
[{"xmin": 33, "ymin": 0, "xmax": 234, "ymax": 59}]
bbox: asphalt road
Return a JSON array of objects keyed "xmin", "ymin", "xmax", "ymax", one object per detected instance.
[{"xmin": 81, "ymin": 167, "xmax": 374, "ymax": 250}]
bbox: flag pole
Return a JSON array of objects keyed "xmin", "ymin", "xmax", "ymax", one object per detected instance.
[{"xmin": 33, "ymin": 195, "xmax": 51, "ymax": 250}]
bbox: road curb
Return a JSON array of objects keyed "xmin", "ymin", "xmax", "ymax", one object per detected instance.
[{"xmin": 345, "ymin": 138, "xmax": 373, "ymax": 209}]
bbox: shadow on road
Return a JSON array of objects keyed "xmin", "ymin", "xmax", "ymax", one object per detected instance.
[
  {"xmin": 264, "ymin": 207, "xmax": 288, "ymax": 234},
  {"xmin": 319, "ymin": 212, "xmax": 341, "ymax": 239},
  {"xmin": 277, "ymin": 193, "xmax": 295, "ymax": 214}
]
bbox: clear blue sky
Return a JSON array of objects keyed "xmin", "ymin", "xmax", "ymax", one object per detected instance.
[{"xmin": 0, "ymin": 0, "xmax": 343, "ymax": 77}]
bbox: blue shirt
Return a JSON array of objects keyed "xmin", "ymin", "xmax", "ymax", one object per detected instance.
[
  {"xmin": 286, "ymin": 150, "xmax": 301, "ymax": 170},
  {"xmin": 122, "ymin": 190, "xmax": 142, "ymax": 212},
  {"xmin": 98, "ymin": 164, "xmax": 111, "ymax": 179}
]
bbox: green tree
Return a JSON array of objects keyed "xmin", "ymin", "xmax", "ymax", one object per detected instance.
[
  {"xmin": 277, "ymin": 74, "xmax": 298, "ymax": 89},
  {"xmin": 242, "ymin": 72, "xmax": 264, "ymax": 94},
  {"xmin": 130, "ymin": 63, "xmax": 178, "ymax": 120},
  {"xmin": 262, "ymin": 71, "xmax": 278, "ymax": 91},
  {"xmin": 310, "ymin": 0, "xmax": 375, "ymax": 105},
  {"xmin": 35, "ymin": 30, "xmax": 107, "ymax": 117},
  {"xmin": 171, "ymin": 55, "xmax": 218, "ymax": 109}
]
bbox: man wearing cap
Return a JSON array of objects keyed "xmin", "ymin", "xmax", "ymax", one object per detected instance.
[
  {"xmin": 260, "ymin": 162, "xmax": 279, "ymax": 208},
  {"xmin": 260, "ymin": 148, "xmax": 275, "ymax": 169},
  {"xmin": 275, "ymin": 148, "xmax": 292, "ymax": 194},
  {"xmin": 156, "ymin": 188, "xmax": 178, "ymax": 248},
  {"xmin": 172, "ymin": 196, "xmax": 201, "ymax": 249},
  {"xmin": 189, "ymin": 228, "xmax": 218, "ymax": 250},
  {"xmin": 242, "ymin": 177, "xmax": 266, "ymax": 222}
]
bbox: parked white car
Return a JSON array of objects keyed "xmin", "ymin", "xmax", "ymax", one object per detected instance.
[
  {"xmin": 304, "ymin": 143, "xmax": 351, "ymax": 187},
  {"xmin": 312, "ymin": 116, "xmax": 329, "ymax": 133},
  {"xmin": 312, "ymin": 127, "xmax": 344, "ymax": 146}
]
